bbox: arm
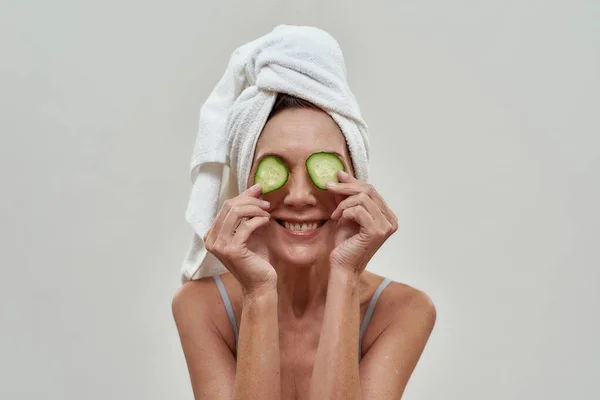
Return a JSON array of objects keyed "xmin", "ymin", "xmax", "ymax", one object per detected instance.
[
  {"xmin": 172, "ymin": 281, "xmax": 236, "ymax": 399},
  {"xmin": 308, "ymin": 266, "xmax": 362, "ymax": 400},
  {"xmin": 319, "ymin": 172, "xmax": 436, "ymax": 398},
  {"xmin": 234, "ymin": 287, "xmax": 281, "ymax": 400},
  {"xmin": 308, "ymin": 268, "xmax": 437, "ymax": 400},
  {"xmin": 172, "ymin": 281, "xmax": 282, "ymax": 400},
  {"xmin": 359, "ymin": 287, "xmax": 436, "ymax": 399}
]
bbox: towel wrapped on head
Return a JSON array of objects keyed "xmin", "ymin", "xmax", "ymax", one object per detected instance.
[{"xmin": 182, "ymin": 25, "xmax": 371, "ymax": 282}]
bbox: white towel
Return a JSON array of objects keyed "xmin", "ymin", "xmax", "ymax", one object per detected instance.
[{"xmin": 181, "ymin": 25, "xmax": 371, "ymax": 282}]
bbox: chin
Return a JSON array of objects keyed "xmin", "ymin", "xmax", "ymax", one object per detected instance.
[
  {"xmin": 272, "ymin": 244, "xmax": 328, "ymax": 268},
  {"xmin": 265, "ymin": 219, "xmax": 333, "ymax": 267}
]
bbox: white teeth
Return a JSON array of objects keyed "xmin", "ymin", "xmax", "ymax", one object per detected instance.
[{"xmin": 282, "ymin": 221, "xmax": 320, "ymax": 231}]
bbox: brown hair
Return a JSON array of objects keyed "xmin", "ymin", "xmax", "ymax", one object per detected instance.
[
  {"xmin": 266, "ymin": 93, "xmax": 322, "ymax": 121},
  {"xmin": 264, "ymin": 92, "xmax": 355, "ymax": 175}
]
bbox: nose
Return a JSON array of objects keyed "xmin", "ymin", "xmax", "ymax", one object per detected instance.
[{"xmin": 282, "ymin": 169, "xmax": 317, "ymax": 208}]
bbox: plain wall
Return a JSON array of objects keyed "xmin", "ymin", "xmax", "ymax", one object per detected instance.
[{"xmin": 1, "ymin": 0, "xmax": 598, "ymax": 399}]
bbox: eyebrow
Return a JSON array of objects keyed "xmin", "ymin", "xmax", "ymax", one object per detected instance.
[{"xmin": 256, "ymin": 151, "xmax": 348, "ymax": 165}]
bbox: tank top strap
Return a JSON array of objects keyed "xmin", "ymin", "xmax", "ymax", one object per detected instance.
[
  {"xmin": 213, "ymin": 274, "xmax": 393, "ymax": 363},
  {"xmin": 213, "ymin": 275, "xmax": 239, "ymax": 353},
  {"xmin": 359, "ymin": 277, "xmax": 392, "ymax": 362}
]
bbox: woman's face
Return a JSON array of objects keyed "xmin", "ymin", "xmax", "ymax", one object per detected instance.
[{"xmin": 247, "ymin": 107, "xmax": 354, "ymax": 267}]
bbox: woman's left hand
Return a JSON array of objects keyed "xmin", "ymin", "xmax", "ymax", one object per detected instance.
[{"xmin": 326, "ymin": 170, "xmax": 399, "ymax": 275}]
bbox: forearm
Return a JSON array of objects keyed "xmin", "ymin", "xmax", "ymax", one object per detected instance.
[
  {"xmin": 308, "ymin": 267, "xmax": 362, "ymax": 400},
  {"xmin": 233, "ymin": 289, "xmax": 281, "ymax": 400}
]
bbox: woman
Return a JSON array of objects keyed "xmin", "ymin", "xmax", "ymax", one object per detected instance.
[{"xmin": 173, "ymin": 92, "xmax": 436, "ymax": 399}]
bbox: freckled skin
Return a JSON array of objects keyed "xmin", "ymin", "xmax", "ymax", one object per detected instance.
[
  {"xmin": 248, "ymin": 107, "xmax": 355, "ymax": 270},
  {"xmin": 172, "ymin": 106, "xmax": 436, "ymax": 400}
]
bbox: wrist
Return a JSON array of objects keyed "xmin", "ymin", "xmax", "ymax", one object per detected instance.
[
  {"xmin": 241, "ymin": 271, "xmax": 278, "ymax": 298},
  {"xmin": 242, "ymin": 283, "xmax": 278, "ymax": 300},
  {"xmin": 329, "ymin": 265, "xmax": 361, "ymax": 287},
  {"xmin": 242, "ymin": 289, "xmax": 278, "ymax": 314}
]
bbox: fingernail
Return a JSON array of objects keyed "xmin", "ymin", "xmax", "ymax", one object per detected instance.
[
  {"xmin": 262, "ymin": 201, "xmax": 270, "ymax": 207},
  {"xmin": 326, "ymin": 182, "xmax": 337, "ymax": 188},
  {"xmin": 251, "ymin": 183, "xmax": 261, "ymax": 190},
  {"xmin": 339, "ymin": 170, "xmax": 348, "ymax": 177}
]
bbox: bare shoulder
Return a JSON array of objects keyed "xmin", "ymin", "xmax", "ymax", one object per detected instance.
[
  {"xmin": 172, "ymin": 277, "xmax": 216, "ymax": 312},
  {"xmin": 171, "ymin": 278, "xmax": 216, "ymax": 329},
  {"xmin": 358, "ymin": 274, "xmax": 436, "ymax": 398},
  {"xmin": 171, "ymin": 277, "xmax": 238, "ymax": 397},
  {"xmin": 360, "ymin": 272, "xmax": 437, "ymax": 352},
  {"xmin": 365, "ymin": 271, "xmax": 435, "ymax": 316},
  {"xmin": 171, "ymin": 274, "xmax": 239, "ymax": 354},
  {"xmin": 388, "ymin": 280, "xmax": 435, "ymax": 317}
]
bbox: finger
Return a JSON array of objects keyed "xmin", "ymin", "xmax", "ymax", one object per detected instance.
[
  {"xmin": 325, "ymin": 171, "xmax": 362, "ymax": 196},
  {"xmin": 243, "ymin": 183, "xmax": 264, "ymax": 197},
  {"xmin": 239, "ymin": 184, "xmax": 270, "ymax": 211},
  {"xmin": 209, "ymin": 193, "xmax": 270, "ymax": 242},
  {"xmin": 325, "ymin": 181, "xmax": 366, "ymax": 196},
  {"xmin": 339, "ymin": 205, "xmax": 377, "ymax": 233},
  {"xmin": 337, "ymin": 169, "xmax": 358, "ymax": 183},
  {"xmin": 222, "ymin": 204, "xmax": 270, "ymax": 236},
  {"xmin": 236, "ymin": 183, "xmax": 265, "ymax": 204},
  {"xmin": 232, "ymin": 216, "xmax": 271, "ymax": 245},
  {"xmin": 215, "ymin": 205, "xmax": 270, "ymax": 245},
  {"xmin": 234, "ymin": 196, "xmax": 271, "ymax": 209},
  {"xmin": 331, "ymin": 192, "xmax": 387, "ymax": 227},
  {"xmin": 341, "ymin": 205, "xmax": 394, "ymax": 242},
  {"xmin": 327, "ymin": 180, "xmax": 397, "ymax": 228}
]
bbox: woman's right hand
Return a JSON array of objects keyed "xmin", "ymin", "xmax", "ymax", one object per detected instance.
[{"xmin": 204, "ymin": 183, "xmax": 277, "ymax": 295}]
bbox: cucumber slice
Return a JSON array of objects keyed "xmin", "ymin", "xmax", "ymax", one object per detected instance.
[
  {"xmin": 306, "ymin": 152, "xmax": 345, "ymax": 189},
  {"xmin": 254, "ymin": 156, "xmax": 289, "ymax": 194}
]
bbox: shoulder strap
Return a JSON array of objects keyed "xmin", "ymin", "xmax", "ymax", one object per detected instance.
[
  {"xmin": 213, "ymin": 275, "xmax": 239, "ymax": 352},
  {"xmin": 359, "ymin": 277, "xmax": 392, "ymax": 361},
  {"xmin": 213, "ymin": 275, "xmax": 392, "ymax": 362}
]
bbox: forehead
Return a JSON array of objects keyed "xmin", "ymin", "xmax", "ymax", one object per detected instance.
[{"xmin": 255, "ymin": 108, "xmax": 349, "ymax": 159}]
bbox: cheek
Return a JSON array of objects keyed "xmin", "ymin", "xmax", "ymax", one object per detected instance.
[
  {"xmin": 317, "ymin": 192, "xmax": 342, "ymax": 213},
  {"xmin": 246, "ymin": 165, "xmax": 256, "ymax": 188},
  {"xmin": 259, "ymin": 190, "xmax": 284, "ymax": 205},
  {"xmin": 324, "ymin": 189, "xmax": 343, "ymax": 204}
]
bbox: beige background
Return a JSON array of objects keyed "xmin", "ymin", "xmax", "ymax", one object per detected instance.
[{"xmin": 1, "ymin": 0, "xmax": 598, "ymax": 399}]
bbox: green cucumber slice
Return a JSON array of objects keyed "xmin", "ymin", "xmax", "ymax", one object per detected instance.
[
  {"xmin": 253, "ymin": 156, "xmax": 289, "ymax": 194},
  {"xmin": 306, "ymin": 152, "xmax": 345, "ymax": 189}
]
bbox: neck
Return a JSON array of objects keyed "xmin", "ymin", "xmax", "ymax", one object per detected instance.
[{"xmin": 271, "ymin": 254, "xmax": 331, "ymax": 319}]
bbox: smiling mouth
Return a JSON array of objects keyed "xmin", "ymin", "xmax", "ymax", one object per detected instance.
[{"xmin": 276, "ymin": 220, "xmax": 328, "ymax": 231}]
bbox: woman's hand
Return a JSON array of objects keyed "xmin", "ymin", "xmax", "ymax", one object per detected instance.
[
  {"xmin": 326, "ymin": 171, "xmax": 399, "ymax": 275},
  {"xmin": 204, "ymin": 184, "xmax": 277, "ymax": 295}
]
